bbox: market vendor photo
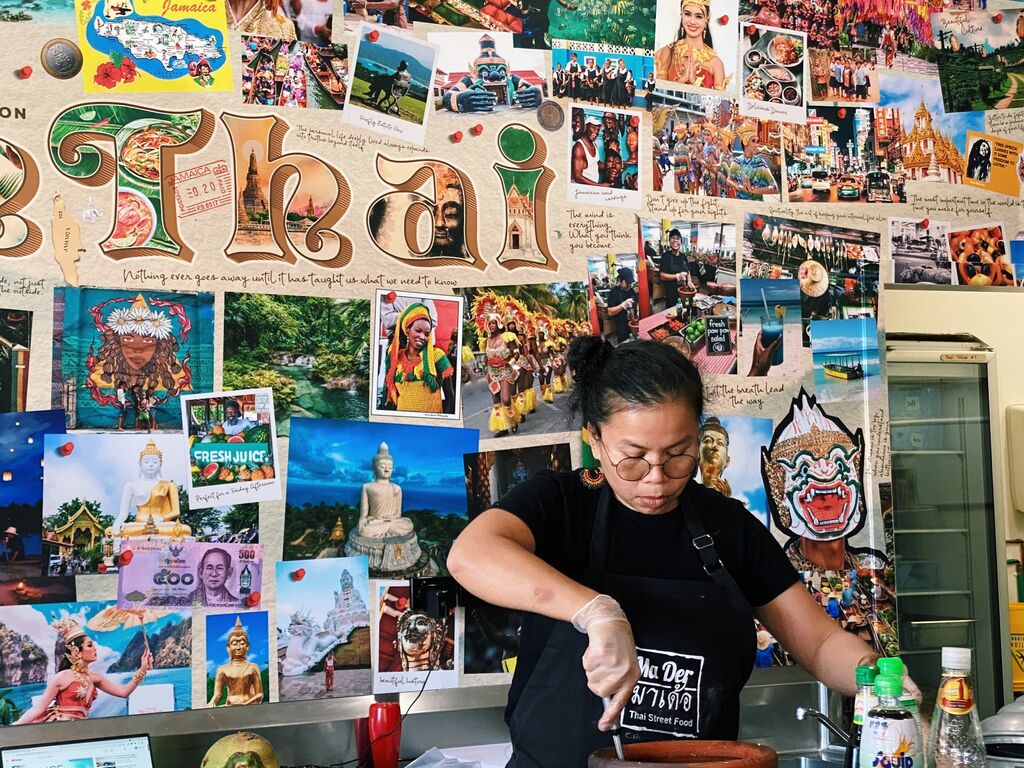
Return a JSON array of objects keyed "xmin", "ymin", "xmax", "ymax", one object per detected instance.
[{"xmin": 448, "ymin": 337, "xmax": 917, "ymax": 766}]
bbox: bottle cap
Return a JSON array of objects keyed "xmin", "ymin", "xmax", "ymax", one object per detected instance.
[
  {"xmin": 875, "ymin": 675, "xmax": 903, "ymax": 698},
  {"xmin": 877, "ymin": 657, "xmax": 904, "ymax": 679},
  {"xmin": 941, "ymin": 646, "xmax": 972, "ymax": 670},
  {"xmin": 856, "ymin": 665, "xmax": 878, "ymax": 687}
]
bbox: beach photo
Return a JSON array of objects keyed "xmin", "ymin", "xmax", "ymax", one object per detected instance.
[
  {"xmin": 808, "ymin": 317, "xmax": 881, "ymax": 404},
  {"xmin": 738, "ymin": 278, "xmax": 805, "ymax": 379}
]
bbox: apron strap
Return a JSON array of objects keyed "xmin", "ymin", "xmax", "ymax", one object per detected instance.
[{"xmin": 680, "ymin": 495, "xmax": 751, "ymax": 616}]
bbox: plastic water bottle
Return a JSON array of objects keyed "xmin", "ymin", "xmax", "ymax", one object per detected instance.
[
  {"xmin": 844, "ymin": 665, "xmax": 879, "ymax": 768},
  {"xmin": 928, "ymin": 647, "xmax": 985, "ymax": 768},
  {"xmin": 860, "ymin": 675, "xmax": 922, "ymax": 768}
]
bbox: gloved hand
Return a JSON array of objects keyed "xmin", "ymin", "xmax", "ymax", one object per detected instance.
[
  {"xmin": 454, "ymin": 88, "xmax": 498, "ymax": 112},
  {"xmin": 572, "ymin": 595, "xmax": 638, "ymax": 732}
]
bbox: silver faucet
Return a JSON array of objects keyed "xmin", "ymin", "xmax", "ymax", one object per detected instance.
[{"xmin": 796, "ymin": 707, "xmax": 851, "ymax": 745}]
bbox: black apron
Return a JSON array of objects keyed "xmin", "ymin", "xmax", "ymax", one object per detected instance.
[{"xmin": 506, "ymin": 483, "xmax": 756, "ymax": 768}]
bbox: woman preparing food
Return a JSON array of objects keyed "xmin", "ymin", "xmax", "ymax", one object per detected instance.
[{"xmin": 448, "ymin": 337, "xmax": 917, "ymax": 768}]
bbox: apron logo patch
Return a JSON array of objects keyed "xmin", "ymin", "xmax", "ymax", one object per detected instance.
[{"xmin": 623, "ymin": 647, "xmax": 704, "ymax": 738}]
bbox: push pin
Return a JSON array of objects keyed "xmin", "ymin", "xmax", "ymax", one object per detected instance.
[
  {"xmin": 745, "ymin": 24, "xmax": 757, "ymax": 36},
  {"xmin": 451, "ymin": 131, "xmax": 464, "ymax": 143},
  {"xmin": 98, "ymin": 562, "xmax": 108, "ymax": 574},
  {"xmin": 18, "ymin": 65, "xmax": 32, "ymax": 79},
  {"xmin": 993, "ymin": 13, "xmax": 1003, "ymax": 23},
  {"xmin": 367, "ymin": 29, "xmax": 380, "ymax": 42},
  {"xmin": 118, "ymin": 549, "xmax": 134, "ymax": 567},
  {"xmin": 291, "ymin": 568, "xmax": 306, "ymax": 581},
  {"xmin": 717, "ymin": 14, "xmax": 729, "ymax": 24},
  {"xmin": 471, "ymin": 124, "xmax": 484, "ymax": 136},
  {"xmin": 920, "ymin": 218, "xmax": 929, "ymax": 229},
  {"xmin": 246, "ymin": 592, "xmax": 261, "ymax": 607}
]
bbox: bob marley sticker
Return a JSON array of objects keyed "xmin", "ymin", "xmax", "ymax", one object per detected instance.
[
  {"xmin": 52, "ymin": 287, "xmax": 215, "ymax": 431},
  {"xmin": 760, "ymin": 389, "xmax": 896, "ymax": 656}
]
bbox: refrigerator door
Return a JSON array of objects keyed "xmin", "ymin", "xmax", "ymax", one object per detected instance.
[{"xmin": 886, "ymin": 342, "xmax": 1009, "ymax": 718}]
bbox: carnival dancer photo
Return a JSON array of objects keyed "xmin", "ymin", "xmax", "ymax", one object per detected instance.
[{"xmin": 448, "ymin": 337, "xmax": 921, "ymax": 767}]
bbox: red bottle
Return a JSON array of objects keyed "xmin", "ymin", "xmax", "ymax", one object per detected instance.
[{"xmin": 368, "ymin": 701, "xmax": 401, "ymax": 768}]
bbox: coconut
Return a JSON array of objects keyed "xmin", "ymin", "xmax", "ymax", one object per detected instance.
[{"xmin": 200, "ymin": 732, "xmax": 280, "ymax": 768}]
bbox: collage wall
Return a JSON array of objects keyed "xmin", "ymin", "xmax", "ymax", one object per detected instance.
[{"xmin": 0, "ymin": 0, "xmax": 1020, "ymax": 735}]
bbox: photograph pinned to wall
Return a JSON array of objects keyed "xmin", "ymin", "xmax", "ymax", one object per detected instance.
[
  {"xmin": 51, "ymin": 287, "xmax": 215, "ymax": 432},
  {"xmin": 240, "ymin": 36, "xmax": 349, "ymax": 109},
  {"xmin": 0, "ymin": 600, "xmax": 192, "ymax": 725},
  {"xmin": 784, "ymin": 106, "xmax": 904, "ymax": 203},
  {"xmin": 635, "ymin": 219, "xmax": 738, "ymax": 374},
  {"xmin": 343, "ymin": 23, "xmax": 439, "ymax": 146},
  {"xmin": 930, "ymin": 9, "xmax": 1024, "ymax": 113},
  {"xmin": 0, "ymin": 307, "xmax": 31, "ymax": 413},
  {"xmin": 761, "ymin": 389, "xmax": 896, "ymax": 657},
  {"xmin": 806, "ymin": 46, "xmax": 879, "ymax": 106},
  {"xmin": 739, "ymin": 25, "xmax": 807, "ymax": 124},
  {"xmin": 741, "ymin": 213, "xmax": 880, "ymax": 346},
  {"xmin": 653, "ymin": 0, "xmax": 739, "ymax": 95},
  {"xmin": 888, "ymin": 217, "xmax": 952, "ymax": 285},
  {"xmin": 0, "ymin": 411, "xmax": 76, "ymax": 606},
  {"xmin": 370, "ymin": 290, "xmax": 464, "ymax": 420},
  {"xmin": 567, "ymin": 105, "xmax": 641, "ymax": 208},
  {"xmin": 275, "ymin": 557, "xmax": 371, "ymax": 702},
  {"xmin": 876, "ymin": 70, "xmax": 982, "ymax": 188},
  {"xmin": 374, "ymin": 581, "xmax": 458, "ymax": 693},
  {"xmin": 40, "ymin": 433, "xmax": 258, "ymax": 573},
  {"xmin": 454, "ymin": 283, "xmax": 591, "ymax": 438},
  {"xmin": 649, "ymin": 96, "xmax": 782, "ymax": 201},
  {"xmin": 737, "ymin": 278, "xmax": 805, "ymax": 379},
  {"xmin": 76, "ymin": 0, "xmax": 232, "ymax": 93},
  {"xmin": 963, "ymin": 130, "xmax": 1023, "ymax": 198},
  {"xmin": 227, "ymin": 0, "xmax": 298, "ymax": 39},
  {"xmin": 341, "ymin": 0, "xmax": 410, "ymax": 32},
  {"xmin": 587, "ymin": 252, "xmax": 645, "ymax": 346},
  {"xmin": 461, "ymin": 437, "xmax": 563, "ymax": 674},
  {"xmin": 808, "ymin": 317, "xmax": 880, "ymax": 404},
  {"xmin": 430, "ymin": 31, "xmax": 546, "ymax": 115},
  {"xmin": 117, "ymin": 541, "xmax": 263, "ymax": 610},
  {"xmin": 948, "ymin": 223, "xmax": 1018, "ymax": 287},
  {"xmin": 509, "ymin": 0, "xmax": 657, "ymax": 50},
  {"xmin": 277, "ymin": 0, "xmax": 335, "ymax": 44},
  {"xmin": 223, "ymin": 292, "xmax": 370, "ymax": 437},
  {"xmin": 283, "ymin": 418, "xmax": 478, "ymax": 577},
  {"xmin": 0, "ymin": 0, "xmax": 73, "ymax": 23},
  {"xmin": 182, "ymin": 389, "xmax": 281, "ymax": 510},
  {"xmin": 551, "ymin": 41, "xmax": 652, "ymax": 110},
  {"xmin": 205, "ymin": 611, "xmax": 269, "ymax": 707},
  {"xmin": 697, "ymin": 415, "xmax": 774, "ymax": 528}
]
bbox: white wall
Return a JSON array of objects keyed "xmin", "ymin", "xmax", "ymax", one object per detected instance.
[{"xmin": 886, "ymin": 287, "xmax": 1024, "ymax": 547}]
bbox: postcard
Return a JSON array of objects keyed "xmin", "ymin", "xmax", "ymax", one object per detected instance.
[
  {"xmin": 373, "ymin": 581, "xmax": 458, "ymax": 694},
  {"xmin": 75, "ymin": 0, "xmax": 232, "ymax": 94},
  {"xmin": 343, "ymin": 23, "xmax": 438, "ymax": 147},
  {"xmin": 181, "ymin": 388, "xmax": 281, "ymax": 510},
  {"xmin": 205, "ymin": 611, "xmax": 269, "ymax": 707},
  {"xmin": 653, "ymin": 0, "xmax": 739, "ymax": 96},
  {"xmin": 739, "ymin": 25, "xmax": 807, "ymax": 125},
  {"xmin": 276, "ymin": 557, "xmax": 372, "ymax": 701},
  {"xmin": 567, "ymin": 105, "xmax": 642, "ymax": 209},
  {"xmin": 963, "ymin": 131, "xmax": 1023, "ymax": 198},
  {"xmin": 370, "ymin": 290, "xmax": 464, "ymax": 420},
  {"xmin": 888, "ymin": 218, "xmax": 952, "ymax": 286}
]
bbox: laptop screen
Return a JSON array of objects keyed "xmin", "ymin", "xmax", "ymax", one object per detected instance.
[{"xmin": 1, "ymin": 735, "xmax": 154, "ymax": 768}]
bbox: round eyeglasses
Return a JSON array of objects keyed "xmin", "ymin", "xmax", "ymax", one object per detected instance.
[{"xmin": 606, "ymin": 452, "xmax": 698, "ymax": 482}]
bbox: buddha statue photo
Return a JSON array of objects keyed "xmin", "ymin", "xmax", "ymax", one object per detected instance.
[
  {"xmin": 208, "ymin": 617, "xmax": 265, "ymax": 707},
  {"xmin": 344, "ymin": 442, "xmax": 430, "ymax": 577},
  {"xmin": 107, "ymin": 439, "xmax": 192, "ymax": 540}
]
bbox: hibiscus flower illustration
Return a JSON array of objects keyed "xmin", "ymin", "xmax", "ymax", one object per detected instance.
[
  {"xmin": 119, "ymin": 57, "xmax": 137, "ymax": 83},
  {"xmin": 93, "ymin": 61, "xmax": 123, "ymax": 89}
]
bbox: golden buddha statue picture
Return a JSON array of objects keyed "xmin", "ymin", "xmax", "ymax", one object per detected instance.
[{"xmin": 207, "ymin": 615, "xmax": 267, "ymax": 707}]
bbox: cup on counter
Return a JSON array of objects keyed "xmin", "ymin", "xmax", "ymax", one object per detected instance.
[{"xmin": 760, "ymin": 312, "xmax": 784, "ymax": 366}]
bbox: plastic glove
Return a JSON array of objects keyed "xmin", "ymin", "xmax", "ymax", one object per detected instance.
[{"xmin": 582, "ymin": 619, "xmax": 640, "ymax": 731}]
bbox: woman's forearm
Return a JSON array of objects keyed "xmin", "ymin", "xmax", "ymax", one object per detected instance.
[
  {"xmin": 448, "ymin": 527, "xmax": 597, "ymax": 622},
  {"xmin": 809, "ymin": 627, "xmax": 879, "ymax": 696}
]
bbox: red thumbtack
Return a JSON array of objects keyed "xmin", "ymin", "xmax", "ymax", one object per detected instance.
[
  {"xmin": 920, "ymin": 218, "xmax": 929, "ymax": 229},
  {"xmin": 471, "ymin": 123, "xmax": 484, "ymax": 136},
  {"xmin": 18, "ymin": 66, "xmax": 32, "ymax": 79},
  {"xmin": 745, "ymin": 24, "xmax": 757, "ymax": 36},
  {"xmin": 451, "ymin": 131, "xmax": 464, "ymax": 143},
  {"xmin": 246, "ymin": 592, "xmax": 261, "ymax": 607},
  {"xmin": 368, "ymin": 29, "xmax": 380, "ymax": 42},
  {"xmin": 291, "ymin": 568, "xmax": 306, "ymax": 581},
  {"xmin": 718, "ymin": 15, "xmax": 729, "ymax": 24},
  {"xmin": 993, "ymin": 13, "xmax": 1003, "ymax": 23},
  {"xmin": 118, "ymin": 550, "xmax": 134, "ymax": 567},
  {"xmin": 98, "ymin": 562, "xmax": 108, "ymax": 574}
]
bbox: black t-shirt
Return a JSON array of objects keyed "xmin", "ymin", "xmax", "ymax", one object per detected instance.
[
  {"xmin": 497, "ymin": 470, "xmax": 799, "ymax": 717},
  {"xmin": 689, "ymin": 258, "xmax": 718, "ymax": 286},
  {"xmin": 606, "ymin": 286, "xmax": 636, "ymax": 342},
  {"xmin": 660, "ymin": 249, "xmax": 688, "ymax": 288}
]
